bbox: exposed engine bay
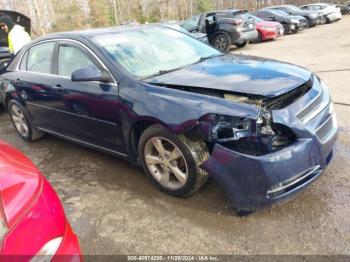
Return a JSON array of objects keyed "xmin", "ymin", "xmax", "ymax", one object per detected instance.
[{"xmin": 152, "ymin": 79, "xmax": 312, "ymax": 156}]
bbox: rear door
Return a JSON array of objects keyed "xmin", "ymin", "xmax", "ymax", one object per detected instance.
[{"xmin": 7, "ymin": 41, "xmax": 59, "ymax": 130}]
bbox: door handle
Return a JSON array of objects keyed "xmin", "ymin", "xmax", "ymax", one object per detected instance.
[{"xmin": 53, "ymin": 84, "xmax": 62, "ymax": 89}]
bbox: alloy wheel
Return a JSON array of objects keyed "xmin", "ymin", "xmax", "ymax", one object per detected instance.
[
  {"xmin": 215, "ymin": 36, "xmax": 227, "ymax": 51},
  {"xmin": 10, "ymin": 104, "xmax": 29, "ymax": 138},
  {"xmin": 144, "ymin": 137, "xmax": 188, "ymax": 190}
]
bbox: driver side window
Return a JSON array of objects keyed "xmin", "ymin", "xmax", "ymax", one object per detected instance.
[
  {"xmin": 182, "ymin": 15, "xmax": 200, "ymax": 30},
  {"xmin": 58, "ymin": 45, "xmax": 96, "ymax": 77}
]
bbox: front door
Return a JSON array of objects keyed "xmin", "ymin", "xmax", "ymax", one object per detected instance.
[{"xmin": 48, "ymin": 41, "xmax": 125, "ymax": 153}]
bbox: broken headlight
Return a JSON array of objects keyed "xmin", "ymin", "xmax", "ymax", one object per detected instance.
[{"xmin": 200, "ymin": 112, "xmax": 296, "ymax": 156}]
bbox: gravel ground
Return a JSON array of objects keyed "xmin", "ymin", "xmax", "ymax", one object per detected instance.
[{"xmin": 0, "ymin": 16, "xmax": 349, "ymax": 256}]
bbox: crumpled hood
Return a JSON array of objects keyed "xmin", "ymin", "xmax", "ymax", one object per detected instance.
[{"xmin": 144, "ymin": 54, "xmax": 312, "ymax": 98}]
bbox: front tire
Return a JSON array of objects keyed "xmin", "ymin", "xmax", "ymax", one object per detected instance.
[
  {"xmin": 256, "ymin": 31, "xmax": 263, "ymax": 43},
  {"xmin": 235, "ymin": 41, "xmax": 248, "ymax": 48},
  {"xmin": 8, "ymin": 100, "xmax": 43, "ymax": 142},
  {"xmin": 305, "ymin": 18, "xmax": 311, "ymax": 28},
  {"xmin": 282, "ymin": 23, "xmax": 290, "ymax": 34},
  {"xmin": 138, "ymin": 124, "xmax": 209, "ymax": 197}
]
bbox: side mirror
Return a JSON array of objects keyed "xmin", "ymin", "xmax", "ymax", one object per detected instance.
[{"xmin": 71, "ymin": 66, "xmax": 113, "ymax": 83}]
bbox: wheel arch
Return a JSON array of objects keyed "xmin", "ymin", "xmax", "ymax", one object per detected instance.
[
  {"xmin": 129, "ymin": 119, "xmax": 199, "ymax": 164},
  {"xmin": 214, "ymin": 30, "xmax": 233, "ymax": 43}
]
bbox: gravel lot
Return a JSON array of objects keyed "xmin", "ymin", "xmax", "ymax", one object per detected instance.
[{"xmin": 0, "ymin": 16, "xmax": 349, "ymax": 256}]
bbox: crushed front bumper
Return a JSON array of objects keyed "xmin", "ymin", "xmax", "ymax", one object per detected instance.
[{"xmin": 201, "ymin": 75, "xmax": 338, "ymax": 214}]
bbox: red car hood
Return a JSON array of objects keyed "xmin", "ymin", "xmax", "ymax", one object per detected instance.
[
  {"xmin": 0, "ymin": 141, "xmax": 42, "ymax": 228},
  {"xmin": 256, "ymin": 21, "xmax": 280, "ymax": 28}
]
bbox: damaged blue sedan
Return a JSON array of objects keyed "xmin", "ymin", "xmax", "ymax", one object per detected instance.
[{"xmin": 0, "ymin": 25, "xmax": 337, "ymax": 215}]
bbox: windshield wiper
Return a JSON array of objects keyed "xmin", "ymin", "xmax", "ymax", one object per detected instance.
[
  {"xmin": 195, "ymin": 53, "xmax": 225, "ymax": 64},
  {"xmin": 141, "ymin": 54, "xmax": 224, "ymax": 80}
]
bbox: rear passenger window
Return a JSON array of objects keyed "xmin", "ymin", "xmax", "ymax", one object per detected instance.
[{"xmin": 27, "ymin": 42, "xmax": 55, "ymax": 74}]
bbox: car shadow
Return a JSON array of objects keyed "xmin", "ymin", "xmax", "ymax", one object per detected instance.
[{"xmin": 34, "ymin": 133, "xmax": 236, "ymax": 217}]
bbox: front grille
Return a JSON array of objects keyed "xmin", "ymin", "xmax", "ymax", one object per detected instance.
[
  {"xmin": 296, "ymin": 78, "xmax": 337, "ymax": 142},
  {"xmin": 316, "ymin": 114, "xmax": 337, "ymax": 142},
  {"xmin": 296, "ymin": 79, "xmax": 330, "ymax": 124},
  {"xmin": 265, "ymin": 79, "xmax": 313, "ymax": 110},
  {"xmin": 296, "ymin": 88, "xmax": 323, "ymax": 121},
  {"xmin": 267, "ymin": 165, "xmax": 322, "ymax": 199}
]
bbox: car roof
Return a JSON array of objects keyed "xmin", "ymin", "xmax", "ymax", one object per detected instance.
[
  {"xmin": 301, "ymin": 3, "xmax": 329, "ymax": 6},
  {"xmin": 34, "ymin": 24, "xmax": 162, "ymax": 42},
  {"xmin": 208, "ymin": 9, "xmax": 246, "ymax": 14},
  {"xmin": 267, "ymin": 5, "xmax": 293, "ymax": 8}
]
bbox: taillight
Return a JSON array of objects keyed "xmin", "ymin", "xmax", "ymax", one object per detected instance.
[
  {"xmin": 0, "ymin": 202, "xmax": 8, "ymax": 244},
  {"xmin": 230, "ymin": 19, "xmax": 243, "ymax": 25},
  {"xmin": 0, "ymin": 219, "xmax": 7, "ymax": 242},
  {"xmin": 30, "ymin": 237, "xmax": 63, "ymax": 262}
]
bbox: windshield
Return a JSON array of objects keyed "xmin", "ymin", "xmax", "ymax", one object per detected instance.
[
  {"xmin": 93, "ymin": 26, "xmax": 220, "ymax": 78},
  {"xmin": 288, "ymin": 5, "xmax": 301, "ymax": 12},
  {"xmin": 271, "ymin": 10, "xmax": 289, "ymax": 16},
  {"xmin": 161, "ymin": 23, "xmax": 189, "ymax": 34},
  {"xmin": 248, "ymin": 14, "xmax": 262, "ymax": 22}
]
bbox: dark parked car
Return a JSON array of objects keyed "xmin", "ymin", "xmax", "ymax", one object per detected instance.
[
  {"xmin": 263, "ymin": 5, "xmax": 321, "ymax": 27},
  {"xmin": 181, "ymin": 9, "xmax": 258, "ymax": 52},
  {"xmin": 160, "ymin": 23, "xmax": 209, "ymax": 44},
  {"xmin": 252, "ymin": 9, "xmax": 306, "ymax": 34},
  {"xmin": 339, "ymin": 2, "xmax": 350, "ymax": 15},
  {"xmin": 0, "ymin": 25, "xmax": 337, "ymax": 215}
]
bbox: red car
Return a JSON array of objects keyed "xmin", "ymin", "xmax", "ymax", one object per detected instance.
[
  {"xmin": 249, "ymin": 15, "xmax": 284, "ymax": 42},
  {"xmin": 0, "ymin": 140, "xmax": 81, "ymax": 260}
]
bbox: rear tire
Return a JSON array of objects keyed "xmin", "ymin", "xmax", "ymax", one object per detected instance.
[
  {"xmin": 8, "ymin": 100, "xmax": 43, "ymax": 142},
  {"xmin": 213, "ymin": 33, "xmax": 231, "ymax": 53},
  {"xmin": 138, "ymin": 124, "xmax": 209, "ymax": 197}
]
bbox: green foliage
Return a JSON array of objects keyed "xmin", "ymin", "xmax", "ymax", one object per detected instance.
[
  {"xmin": 50, "ymin": 3, "xmax": 88, "ymax": 32},
  {"xmin": 88, "ymin": 0, "xmax": 115, "ymax": 27},
  {"xmin": 197, "ymin": 0, "xmax": 214, "ymax": 13}
]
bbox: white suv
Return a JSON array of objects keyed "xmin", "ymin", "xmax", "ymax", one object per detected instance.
[{"xmin": 300, "ymin": 3, "xmax": 342, "ymax": 23}]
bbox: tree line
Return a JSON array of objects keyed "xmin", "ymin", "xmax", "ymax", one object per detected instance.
[{"xmin": 0, "ymin": 0, "xmax": 342, "ymax": 36}]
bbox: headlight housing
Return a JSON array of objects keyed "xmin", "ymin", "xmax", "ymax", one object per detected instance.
[
  {"xmin": 200, "ymin": 112, "xmax": 296, "ymax": 156},
  {"xmin": 310, "ymin": 13, "xmax": 317, "ymax": 19},
  {"xmin": 261, "ymin": 26, "xmax": 275, "ymax": 31},
  {"xmin": 290, "ymin": 19, "xmax": 300, "ymax": 24},
  {"xmin": 31, "ymin": 237, "xmax": 63, "ymax": 262}
]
